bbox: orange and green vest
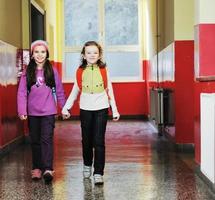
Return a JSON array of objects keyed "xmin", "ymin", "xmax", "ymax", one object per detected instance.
[{"xmin": 76, "ymin": 65, "xmax": 108, "ymax": 94}]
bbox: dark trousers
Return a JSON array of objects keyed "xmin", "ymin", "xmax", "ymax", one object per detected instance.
[
  {"xmin": 28, "ymin": 115, "xmax": 55, "ymax": 171},
  {"xmin": 80, "ymin": 108, "xmax": 108, "ymax": 175}
]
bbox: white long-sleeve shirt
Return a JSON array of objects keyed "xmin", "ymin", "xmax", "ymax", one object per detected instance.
[{"xmin": 62, "ymin": 68, "xmax": 120, "ymax": 118}]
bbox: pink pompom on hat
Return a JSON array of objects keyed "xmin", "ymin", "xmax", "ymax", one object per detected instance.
[{"xmin": 31, "ymin": 40, "xmax": 49, "ymax": 53}]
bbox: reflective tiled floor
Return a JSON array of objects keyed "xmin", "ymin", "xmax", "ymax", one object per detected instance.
[{"xmin": 0, "ymin": 120, "xmax": 215, "ymax": 200}]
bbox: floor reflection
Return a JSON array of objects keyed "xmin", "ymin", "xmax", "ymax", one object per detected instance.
[
  {"xmin": 83, "ymin": 179, "xmax": 93, "ymax": 200},
  {"xmin": 83, "ymin": 179, "xmax": 105, "ymax": 200},
  {"xmin": 0, "ymin": 120, "xmax": 215, "ymax": 200}
]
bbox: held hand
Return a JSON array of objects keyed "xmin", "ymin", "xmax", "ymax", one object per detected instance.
[
  {"xmin": 61, "ymin": 108, "xmax": 70, "ymax": 120},
  {"xmin": 113, "ymin": 115, "xmax": 120, "ymax": 121},
  {"xmin": 62, "ymin": 113, "xmax": 70, "ymax": 120},
  {"xmin": 19, "ymin": 115, "xmax": 27, "ymax": 120}
]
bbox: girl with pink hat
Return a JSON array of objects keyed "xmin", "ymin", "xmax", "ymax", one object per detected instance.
[{"xmin": 17, "ymin": 40, "xmax": 67, "ymax": 183}]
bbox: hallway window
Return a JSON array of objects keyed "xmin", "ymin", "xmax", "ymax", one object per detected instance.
[
  {"xmin": 105, "ymin": 0, "xmax": 138, "ymax": 45},
  {"xmin": 64, "ymin": 0, "xmax": 99, "ymax": 46},
  {"xmin": 64, "ymin": 0, "xmax": 141, "ymax": 82}
]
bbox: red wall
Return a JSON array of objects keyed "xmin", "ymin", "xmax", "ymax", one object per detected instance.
[
  {"xmin": 0, "ymin": 84, "xmax": 24, "ymax": 147},
  {"xmin": 51, "ymin": 61, "xmax": 62, "ymax": 78},
  {"xmin": 148, "ymin": 41, "xmax": 195, "ymax": 144},
  {"xmin": 194, "ymin": 24, "xmax": 215, "ymax": 164},
  {"xmin": 198, "ymin": 24, "xmax": 215, "ymax": 76},
  {"xmin": 63, "ymin": 82, "xmax": 148, "ymax": 116},
  {"xmin": 174, "ymin": 41, "xmax": 194, "ymax": 143},
  {"xmin": 0, "ymin": 45, "xmax": 24, "ymax": 148}
]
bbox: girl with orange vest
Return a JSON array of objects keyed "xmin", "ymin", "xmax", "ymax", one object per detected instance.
[{"xmin": 62, "ymin": 41, "xmax": 120, "ymax": 185}]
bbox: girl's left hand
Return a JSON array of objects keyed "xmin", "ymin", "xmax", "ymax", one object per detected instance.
[
  {"xmin": 19, "ymin": 115, "xmax": 27, "ymax": 120},
  {"xmin": 113, "ymin": 115, "xmax": 120, "ymax": 121}
]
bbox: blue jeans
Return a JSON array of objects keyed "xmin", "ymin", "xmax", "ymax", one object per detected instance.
[
  {"xmin": 28, "ymin": 115, "xmax": 55, "ymax": 171},
  {"xmin": 80, "ymin": 108, "xmax": 108, "ymax": 175}
]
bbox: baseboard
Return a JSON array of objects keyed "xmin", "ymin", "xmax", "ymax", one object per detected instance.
[
  {"xmin": 162, "ymin": 127, "xmax": 194, "ymax": 153},
  {"xmin": 175, "ymin": 143, "xmax": 194, "ymax": 153},
  {"xmin": 148, "ymin": 121, "xmax": 195, "ymax": 153},
  {"xmin": 165, "ymin": 133, "xmax": 194, "ymax": 153},
  {"xmin": 0, "ymin": 136, "xmax": 25, "ymax": 159}
]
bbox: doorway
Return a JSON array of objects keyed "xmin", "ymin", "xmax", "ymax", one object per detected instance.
[{"xmin": 30, "ymin": 2, "xmax": 45, "ymax": 42}]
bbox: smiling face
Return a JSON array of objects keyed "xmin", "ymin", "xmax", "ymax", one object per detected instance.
[
  {"xmin": 83, "ymin": 45, "xmax": 100, "ymax": 65},
  {"xmin": 32, "ymin": 45, "xmax": 47, "ymax": 66}
]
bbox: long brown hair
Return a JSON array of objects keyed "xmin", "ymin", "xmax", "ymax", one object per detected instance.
[{"xmin": 26, "ymin": 50, "xmax": 55, "ymax": 92}]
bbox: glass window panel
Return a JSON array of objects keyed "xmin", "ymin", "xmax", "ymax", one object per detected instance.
[
  {"xmin": 105, "ymin": 0, "xmax": 139, "ymax": 45},
  {"xmin": 150, "ymin": 55, "xmax": 157, "ymax": 82},
  {"xmin": 64, "ymin": 52, "xmax": 81, "ymax": 79},
  {"xmin": 63, "ymin": 0, "xmax": 141, "ymax": 81},
  {"xmin": 64, "ymin": 0, "xmax": 99, "ymax": 46},
  {"xmin": 105, "ymin": 52, "xmax": 140, "ymax": 78}
]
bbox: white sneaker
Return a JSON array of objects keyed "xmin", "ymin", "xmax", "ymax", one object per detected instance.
[
  {"xmin": 83, "ymin": 165, "xmax": 92, "ymax": 178},
  {"xmin": 94, "ymin": 174, "xmax": 104, "ymax": 185}
]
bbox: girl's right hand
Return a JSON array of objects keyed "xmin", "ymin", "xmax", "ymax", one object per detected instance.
[
  {"xmin": 19, "ymin": 115, "xmax": 27, "ymax": 120},
  {"xmin": 62, "ymin": 108, "xmax": 70, "ymax": 120},
  {"xmin": 62, "ymin": 113, "xmax": 71, "ymax": 120}
]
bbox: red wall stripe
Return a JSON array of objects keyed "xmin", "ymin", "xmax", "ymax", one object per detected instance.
[
  {"xmin": 198, "ymin": 24, "xmax": 215, "ymax": 76},
  {"xmin": 63, "ymin": 82, "xmax": 147, "ymax": 116},
  {"xmin": 174, "ymin": 41, "xmax": 194, "ymax": 143},
  {"xmin": 51, "ymin": 61, "xmax": 63, "ymax": 78}
]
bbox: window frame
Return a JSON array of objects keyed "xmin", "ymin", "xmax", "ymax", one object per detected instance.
[{"xmin": 62, "ymin": 0, "xmax": 144, "ymax": 83}]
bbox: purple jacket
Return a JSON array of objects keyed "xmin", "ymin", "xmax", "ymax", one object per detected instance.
[{"xmin": 17, "ymin": 67, "xmax": 66, "ymax": 116}]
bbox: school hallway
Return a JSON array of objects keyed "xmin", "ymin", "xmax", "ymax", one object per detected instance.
[{"xmin": 0, "ymin": 119, "xmax": 214, "ymax": 200}]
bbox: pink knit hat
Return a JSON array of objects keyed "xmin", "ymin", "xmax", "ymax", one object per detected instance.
[{"xmin": 31, "ymin": 40, "xmax": 49, "ymax": 53}]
